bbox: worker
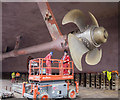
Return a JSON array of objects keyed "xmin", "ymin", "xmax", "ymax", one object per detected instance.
[
  {"xmin": 11, "ymin": 72, "xmax": 15, "ymax": 83},
  {"xmin": 45, "ymin": 52, "xmax": 53, "ymax": 75},
  {"xmin": 21, "ymin": 74, "xmax": 25, "ymax": 82},
  {"xmin": 61, "ymin": 49, "xmax": 70, "ymax": 75},
  {"xmin": 16, "ymin": 72, "xmax": 20, "ymax": 82}
]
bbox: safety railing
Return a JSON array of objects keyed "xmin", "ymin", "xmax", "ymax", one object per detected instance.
[{"xmin": 28, "ymin": 58, "xmax": 74, "ymax": 81}]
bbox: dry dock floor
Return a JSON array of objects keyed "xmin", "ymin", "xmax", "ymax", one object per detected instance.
[{"xmin": 0, "ymin": 79, "xmax": 119, "ymax": 99}]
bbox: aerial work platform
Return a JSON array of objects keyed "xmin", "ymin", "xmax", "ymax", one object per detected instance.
[
  {"xmin": 28, "ymin": 58, "xmax": 74, "ymax": 82},
  {"xmin": 20, "ymin": 58, "xmax": 78, "ymax": 99}
]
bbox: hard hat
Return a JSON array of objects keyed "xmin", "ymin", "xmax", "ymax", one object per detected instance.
[{"xmin": 50, "ymin": 52, "xmax": 53, "ymax": 55}]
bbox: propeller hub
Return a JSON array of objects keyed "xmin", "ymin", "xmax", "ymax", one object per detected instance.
[{"xmin": 93, "ymin": 27, "xmax": 108, "ymax": 45}]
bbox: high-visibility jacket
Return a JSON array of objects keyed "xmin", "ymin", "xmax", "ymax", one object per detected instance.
[
  {"xmin": 45, "ymin": 53, "xmax": 52, "ymax": 74},
  {"xmin": 45, "ymin": 53, "xmax": 52, "ymax": 67},
  {"xmin": 11, "ymin": 72, "xmax": 15, "ymax": 78},
  {"xmin": 62, "ymin": 55, "xmax": 70, "ymax": 74},
  {"xmin": 62, "ymin": 55, "xmax": 70, "ymax": 64}
]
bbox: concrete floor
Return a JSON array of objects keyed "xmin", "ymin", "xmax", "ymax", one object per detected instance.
[{"xmin": 0, "ymin": 79, "xmax": 119, "ymax": 99}]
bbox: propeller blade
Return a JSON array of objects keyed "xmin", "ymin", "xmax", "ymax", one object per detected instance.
[
  {"xmin": 85, "ymin": 48, "xmax": 102, "ymax": 65},
  {"xmin": 68, "ymin": 34, "xmax": 89, "ymax": 71},
  {"xmin": 89, "ymin": 12, "xmax": 99, "ymax": 27},
  {"xmin": 62, "ymin": 9, "xmax": 87, "ymax": 32}
]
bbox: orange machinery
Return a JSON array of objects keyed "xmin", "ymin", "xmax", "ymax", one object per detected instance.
[
  {"xmin": 22, "ymin": 58, "xmax": 79, "ymax": 100},
  {"xmin": 28, "ymin": 58, "xmax": 74, "ymax": 81}
]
